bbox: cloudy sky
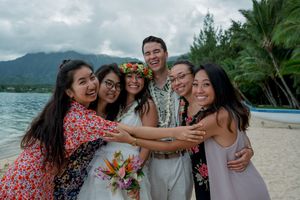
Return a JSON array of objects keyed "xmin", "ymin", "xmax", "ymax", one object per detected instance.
[{"xmin": 0, "ymin": 0, "xmax": 252, "ymax": 61}]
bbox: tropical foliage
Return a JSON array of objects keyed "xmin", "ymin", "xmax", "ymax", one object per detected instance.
[{"xmin": 189, "ymin": 0, "xmax": 300, "ymax": 108}]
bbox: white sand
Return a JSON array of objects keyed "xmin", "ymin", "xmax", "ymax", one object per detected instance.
[
  {"xmin": 245, "ymin": 118, "xmax": 300, "ymax": 200},
  {"xmin": 1, "ymin": 117, "xmax": 300, "ymax": 199}
]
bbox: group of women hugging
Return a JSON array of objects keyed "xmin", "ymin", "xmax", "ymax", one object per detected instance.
[{"xmin": 0, "ymin": 58, "xmax": 270, "ymax": 200}]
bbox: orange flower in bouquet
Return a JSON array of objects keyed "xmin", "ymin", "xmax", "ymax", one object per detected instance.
[{"xmin": 95, "ymin": 151, "xmax": 144, "ymax": 198}]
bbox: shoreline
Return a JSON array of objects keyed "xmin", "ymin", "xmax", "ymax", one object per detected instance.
[{"xmin": 1, "ymin": 117, "xmax": 300, "ymax": 199}]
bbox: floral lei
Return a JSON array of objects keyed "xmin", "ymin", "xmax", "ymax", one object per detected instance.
[
  {"xmin": 149, "ymin": 78, "xmax": 172, "ymax": 127},
  {"xmin": 119, "ymin": 63, "xmax": 153, "ymax": 79}
]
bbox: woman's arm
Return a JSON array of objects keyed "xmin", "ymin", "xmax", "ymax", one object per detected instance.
[
  {"xmin": 106, "ymin": 127, "xmax": 199, "ymax": 151},
  {"xmin": 194, "ymin": 108, "xmax": 238, "ymax": 147},
  {"xmin": 227, "ymin": 133, "xmax": 254, "ymax": 171},
  {"xmin": 106, "ymin": 109, "xmax": 233, "ymax": 151},
  {"xmin": 195, "ymin": 108, "xmax": 254, "ymax": 171},
  {"xmin": 117, "ymin": 123, "xmax": 205, "ymax": 143}
]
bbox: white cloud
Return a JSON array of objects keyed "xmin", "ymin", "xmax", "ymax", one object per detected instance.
[{"xmin": 0, "ymin": 0, "xmax": 252, "ymax": 61}]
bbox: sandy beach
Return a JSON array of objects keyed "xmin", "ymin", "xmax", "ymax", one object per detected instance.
[{"xmin": 1, "ymin": 117, "xmax": 300, "ymax": 200}]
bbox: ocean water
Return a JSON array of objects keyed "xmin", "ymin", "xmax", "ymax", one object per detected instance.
[{"xmin": 0, "ymin": 92, "xmax": 50, "ymax": 159}]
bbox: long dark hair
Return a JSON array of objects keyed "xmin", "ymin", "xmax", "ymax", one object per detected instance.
[
  {"xmin": 89, "ymin": 63, "xmax": 124, "ymax": 121},
  {"xmin": 194, "ymin": 63, "xmax": 250, "ymax": 132},
  {"xmin": 119, "ymin": 62, "xmax": 151, "ymax": 115},
  {"xmin": 21, "ymin": 59, "xmax": 94, "ymax": 169}
]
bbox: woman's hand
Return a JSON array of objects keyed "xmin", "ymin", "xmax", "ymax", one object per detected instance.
[
  {"xmin": 173, "ymin": 124, "xmax": 206, "ymax": 143},
  {"xmin": 103, "ymin": 126, "xmax": 135, "ymax": 144},
  {"xmin": 227, "ymin": 147, "xmax": 254, "ymax": 172},
  {"xmin": 117, "ymin": 123, "xmax": 134, "ymax": 134}
]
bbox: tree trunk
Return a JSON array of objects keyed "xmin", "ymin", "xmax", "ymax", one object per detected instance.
[
  {"xmin": 267, "ymin": 50, "xmax": 300, "ymax": 108},
  {"xmin": 261, "ymin": 83, "xmax": 278, "ymax": 106},
  {"xmin": 236, "ymin": 88, "xmax": 251, "ymax": 103},
  {"xmin": 273, "ymin": 78, "xmax": 293, "ymax": 107}
]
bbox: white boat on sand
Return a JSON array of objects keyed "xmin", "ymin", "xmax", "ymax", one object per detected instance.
[{"xmin": 246, "ymin": 103, "xmax": 300, "ymax": 124}]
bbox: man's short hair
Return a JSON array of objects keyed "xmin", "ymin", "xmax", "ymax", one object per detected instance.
[{"xmin": 142, "ymin": 36, "xmax": 167, "ymax": 54}]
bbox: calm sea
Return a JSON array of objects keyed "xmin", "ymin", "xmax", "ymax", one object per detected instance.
[{"xmin": 0, "ymin": 92, "xmax": 50, "ymax": 159}]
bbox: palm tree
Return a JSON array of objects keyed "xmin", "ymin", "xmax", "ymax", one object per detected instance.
[
  {"xmin": 273, "ymin": 0, "xmax": 300, "ymax": 48},
  {"xmin": 239, "ymin": 0, "xmax": 299, "ymax": 108},
  {"xmin": 237, "ymin": 47, "xmax": 280, "ymax": 106}
]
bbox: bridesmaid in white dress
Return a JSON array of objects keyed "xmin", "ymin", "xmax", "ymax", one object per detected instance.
[{"xmin": 78, "ymin": 63, "xmax": 157, "ymax": 200}]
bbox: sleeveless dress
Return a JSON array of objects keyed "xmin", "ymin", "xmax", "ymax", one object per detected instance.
[
  {"xmin": 180, "ymin": 98, "xmax": 211, "ymax": 200},
  {"xmin": 78, "ymin": 102, "xmax": 152, "ymax": 200},
  {"xmin": 205, "ymin": 129, "xmax": 270, "ymax": 200}
]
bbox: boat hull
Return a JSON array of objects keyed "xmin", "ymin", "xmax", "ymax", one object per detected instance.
[{"xmin": 250, "ymin": 108, "xmax": 300, "ymax": 124}]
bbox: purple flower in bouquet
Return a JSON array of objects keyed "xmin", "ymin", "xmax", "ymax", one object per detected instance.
[
  {"xmin": 94, "ymin": 151, "xmax": 144, "ymax": 194},
  {"xmin": 131, "ymin": 156, "xmax": 144, "ymax": 171},
  {"xmin": 117, "ymin": 177, "xmax": 133, "ymax": 189}
]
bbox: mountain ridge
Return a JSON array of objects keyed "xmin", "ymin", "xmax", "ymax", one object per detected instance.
[
  {"xmin": 0, "ymin": 51, "xmax": 181, "ymax": 85},
  {"xmin": 0, "ymin": 51, "xmax": 140, "ymax": 85}
]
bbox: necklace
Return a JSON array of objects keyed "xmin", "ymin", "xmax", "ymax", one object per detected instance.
[
  {"xmin": 149, "ymin": 78, "xmax": 172, "ymax": 127},
  {"xmin": 116, "ymin": 101, "xmax": 136, "ymax": 122}
]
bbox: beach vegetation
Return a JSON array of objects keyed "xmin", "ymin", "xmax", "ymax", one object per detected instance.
[{"xmin": 189, "ymin": 0, "xmax": 300, "ymax": 108}]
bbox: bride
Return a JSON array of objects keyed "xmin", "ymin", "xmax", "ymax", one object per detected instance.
[{"xmin": 78, "ymin": 63, "xmax": 157, "ymax": 200}]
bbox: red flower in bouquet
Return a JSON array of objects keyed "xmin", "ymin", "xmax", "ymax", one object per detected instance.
[{"xmin": 95, "ymin": 151, "xmax": 144, "ymax": 197}]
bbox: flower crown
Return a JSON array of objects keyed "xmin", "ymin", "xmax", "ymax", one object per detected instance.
[{"xmin": 119, "ymin": 63, "xmax": 153, "ymax": 79}]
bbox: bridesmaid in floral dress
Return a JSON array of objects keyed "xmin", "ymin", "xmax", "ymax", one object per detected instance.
[
  {"xmin": 0, "ymin": 60, "xmax": 118, "ymax": 199},
  {"xmin": 53, "ymin": 63, "xmax": 124, "ymax": 199}
]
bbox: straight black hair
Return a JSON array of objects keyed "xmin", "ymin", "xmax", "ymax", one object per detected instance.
[{"xmin": 194, "ymin": 63, "xmax": 250, "ymax": 132}]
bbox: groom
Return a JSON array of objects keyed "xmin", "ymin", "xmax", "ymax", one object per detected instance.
[{"xmin": 142, "ymin": 36, "xmax": 193, "ymax": 200}]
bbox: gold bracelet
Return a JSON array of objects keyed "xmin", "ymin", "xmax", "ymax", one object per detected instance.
[{"xmin": 131, "ymin": 138, "xmax": 138, "ymax": 146}]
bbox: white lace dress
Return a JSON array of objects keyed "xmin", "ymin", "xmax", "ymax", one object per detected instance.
[{"xmin": 78, "ymin": 102, "xmax": 152, "ymax": 200}]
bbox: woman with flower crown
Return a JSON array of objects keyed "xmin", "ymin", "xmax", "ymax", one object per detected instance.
[{"xmin": 78, "ymin": 62, "xmax": 157, "ymax": 200}]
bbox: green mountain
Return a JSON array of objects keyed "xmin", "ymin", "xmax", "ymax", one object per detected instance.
[{"xmin": 0, "ymin": 51, "xmax": 140, "ymax": 85}]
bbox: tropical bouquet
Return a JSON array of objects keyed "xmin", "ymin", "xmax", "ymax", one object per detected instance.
[{"xmin": 94, "ymin": 151, "xmax": 144, "ymax": 198}]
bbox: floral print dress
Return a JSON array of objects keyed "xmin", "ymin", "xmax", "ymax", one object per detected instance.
[
  {"xmin": 53, "ymin": 139, "xmax": 104, "ymax": 199},
  {"xmin": 179, "ymin": 98, "xmax": 211, "ymax": 200},
  {"xmin": 0, "ymin": 101, "xmax": 117, "ymax": 200}
]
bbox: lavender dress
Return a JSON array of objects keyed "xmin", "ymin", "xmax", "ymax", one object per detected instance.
[{"xmin": 205, "ymin": 129, "xmax": 270, "ymax": 200}]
